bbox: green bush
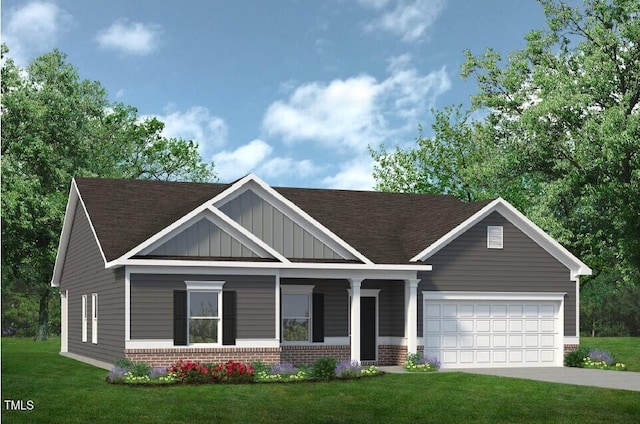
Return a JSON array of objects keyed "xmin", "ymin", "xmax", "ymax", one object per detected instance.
[
  {"xmin": 564, "ymin": 346, "xmax": 590, "ymax": 367},
  {"xmin": 312, "ymin": 357, "xmax": 337, "ymax": 379}
]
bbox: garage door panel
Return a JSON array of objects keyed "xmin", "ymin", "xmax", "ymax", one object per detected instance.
[
  {"xmin": 476, "ymin": 320, "xmax": 491, "ymax": 332},
  {"xmin": 541, "ymin": 350, "xmax": 555, "ymax": 362},
  {"xmin": 425, "ymin": 336, "xmax": 440, "ymax": 348},
  {"xmin": 493, "ymin": 351, "xmax": 507, "ymax": 363},
  {"xmin": 541, "ymin": 320, "xmax": 555, "ymax": 332},
  {"xmin": 459, "ymin": 320, "xmax": 474, "ymax": 332},
  {"xmin": 424, "ymin": 297, "xmax": 562, "ymax": 368},
  {"xmin": 460, "ymin": 335, "xmax": 474, "ymax": 348},
  {"xmin": 492, "ymin": 305, "xmax": 507, "ymax": 317},
  {"xmin": 509, "ymin": 335, "xmax": 523, "ymax": 347}
]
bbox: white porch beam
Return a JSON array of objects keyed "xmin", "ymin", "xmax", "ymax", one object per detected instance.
[
  {"xmin": 349, "ymin": 278, "xmax": 363, "ymax": 362},
  {"xmin": 405, "ymin": 279, "xmax": 420, "ymax": 355}
]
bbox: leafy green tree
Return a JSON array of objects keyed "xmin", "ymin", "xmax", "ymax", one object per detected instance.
[
  {"xmin": 1, "ymin": 46, "xmax": 216, "ymax": 340},
  {"xmin": 371, "ymin": 0, "xmax": 639, "ymax": 334}
]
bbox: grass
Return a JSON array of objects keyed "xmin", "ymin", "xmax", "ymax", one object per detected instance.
[
  {"xmin": 2, "ymin": 338, "xmax": 639, "ymax": 424},
  {"xmin": 579, "ymin": 337, "xmax": 640, "ymax": 370}
]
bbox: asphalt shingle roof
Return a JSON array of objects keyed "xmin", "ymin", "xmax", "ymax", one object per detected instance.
[{"xmin": 74, "ymin": 178, "xmax": 492, "ymax": 264}]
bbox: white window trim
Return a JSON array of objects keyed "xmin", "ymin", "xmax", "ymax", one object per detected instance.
[
  {"xmin": 185, "ymin": 281, "xmax": 225, "ymax": 346},
  {"xmin": 281, "ymin": 285, "xmax": 314, "ymax": 345},
  {"xmin": 487, "ymin": 225, "xmax": 503, "ymax": 249},
  {"xmin": 91, "ymin": 293, "xmax": 98, "ymax": 344},
  {"xmin": 81, "ymin": 295, "xmax": 87, "ymax": 343}
]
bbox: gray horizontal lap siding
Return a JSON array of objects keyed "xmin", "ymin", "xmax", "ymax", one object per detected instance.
[
  {"xmin": 130, "ymin": 274, "xmax": 276, "ymax": 340},
  {"xmin": 417, "ymin": 211, "xmax": 576, "ymax": 337},
  {"xmin": 60, "ymin": 202, "xmax": 125, "ymax": 364},
  {"xmin": 363, "ymin": 280, "xmax": 405, "ymax": 338},
  {"xmin": 220, "ymin": 189, "xmax": 342, "ymax": 260}
]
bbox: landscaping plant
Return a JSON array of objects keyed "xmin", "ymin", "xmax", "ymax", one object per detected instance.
[{"xmin": 405, "ymin": 352, "xmax": 441, "ymax": 372}]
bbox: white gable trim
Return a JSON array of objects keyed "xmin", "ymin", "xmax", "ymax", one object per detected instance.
[
  {"xmin": 410, "ymin": 198, "xmax": 592, "ymax": 281},
  {"xmin": 108, "ymin": 205, "xmax": 289, "ymax": 267},
  {"xmin": 51, "ymin": 179, "xmax": 108, "ymax": 287},
  {"xmin": 211, "ymin": 174, "xmax": 374, "ymax": 264}
]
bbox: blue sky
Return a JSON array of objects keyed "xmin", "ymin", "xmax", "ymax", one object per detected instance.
[{"xmin": 3, "ymin": 0, "xmax": 554, "ymax": 189}]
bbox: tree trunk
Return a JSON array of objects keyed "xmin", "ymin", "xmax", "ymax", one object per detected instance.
[{"xmin": 34, "ymin": 288, "xmax": 51, "ymax": 341}]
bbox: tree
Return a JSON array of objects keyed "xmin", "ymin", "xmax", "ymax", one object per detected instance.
[
  {"xmin": 1, "ymin": 46, "xmax": 216, "ymax": 340},
  {"xmin": 371, "ymin": 0, "xmax": 640, "ymax": 334}
]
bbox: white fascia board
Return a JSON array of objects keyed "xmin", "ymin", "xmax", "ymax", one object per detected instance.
[
  {"xmin": 422, "ymin": 290, "xmax": 566, "ymax": 302},
  {"xmin": 410, "ymin": 198, "xmax": 592, "ymax": 280},
  {"xmin": 51, "ymin": 179, "xmax": 108, "ymax": 286},
  {"xmin": 211, "ymin": 174, "xmax": 374, "ymax": 265},
  {"xmin": 117, "ymin": 260, "xmax": 431, "ymax": 281}
]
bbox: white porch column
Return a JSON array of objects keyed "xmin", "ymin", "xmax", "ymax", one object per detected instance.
[
  {"xmin": 349, "ymin": 278, "xmax": 363, "ymax": 361},
  {"xmin": 405, "ymin": 279, "xmax": 420, "ymax": 355}
]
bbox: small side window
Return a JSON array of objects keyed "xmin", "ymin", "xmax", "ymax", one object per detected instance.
[{"xmin": 487, "ymin": 226, "xmax": 503, "ymax": 249}]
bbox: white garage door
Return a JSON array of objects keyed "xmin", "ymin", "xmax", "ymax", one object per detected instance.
[{"xmin": 423, "ymin": 292, "xmax": 564, "ymax": 368}]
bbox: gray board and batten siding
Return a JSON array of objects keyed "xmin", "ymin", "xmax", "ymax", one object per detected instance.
[
  {"xmin": 417, "ymin": 212, "xmax": 577, "ymax": 337},
  {"xmin": 59, "ymin": 202, "xmax": 125, "ymax": 364},
  {"xmin": 219, "ymin": 189, "xmax": 344, "ymax": 260},
  {"xmin": 130, "ymin": 274, "xmax": 276, "ymax": 340},
  {"xmin": 149, "ymin": 218, "xmax": 259, "ymax": 258}
]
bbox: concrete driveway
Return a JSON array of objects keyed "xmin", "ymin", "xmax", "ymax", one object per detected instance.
[
  {"xmin": 379, "ymin": 366, "xmax": 640, "ymax": 391},
  {"xmin": 457, "ymin": 367, "xmax": 640, "ymax": 392}
]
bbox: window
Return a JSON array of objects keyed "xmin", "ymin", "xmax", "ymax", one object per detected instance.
[
  {"xmin": 186, "ymin": 281, "xmax": 225, "ymax": 345},
  {"xmin": 281, "ymin": 285, "xmax": 314, "ymax": 343},
  {"xmin": 91, "ymin": 293, "xmax": 98, "ymax": 344},
  {"xmin": 487, "ymin": 226, "xmax": 503, "ymax": 249},
  {"xmin": 81, "ymin": 295, "xmax": 87, "ymax": 343}
]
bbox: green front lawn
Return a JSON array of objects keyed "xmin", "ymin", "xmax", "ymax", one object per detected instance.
[{"xmin": 2, "ymin": 338, "xmax": 639, "ymax": 424}]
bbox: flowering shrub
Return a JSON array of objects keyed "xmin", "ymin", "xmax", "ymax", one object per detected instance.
[
  {"xmin": 167, "ymin": 359, "xmax": 254, "ymax": 384},
  {"xmin": 405, "ymin": 353, "xmax": 441, "ymax": 372},
  {"xmin": 255, "ymin": 363, "xmax": 309, "ymax": 382},
  {"xmin": 106, "ymin": 362, "xmax": 176, "ymax": 385},
  {"xmin": 106, "ymin": 367, "xmax": 128, "ymax": 383},
  {"xmin": 564, "ymin": 347, "xmax": 626, "ymax": 371},
  {"xmin": 335, "ymin": 360, "xmax": 362, "ymax": 378}
]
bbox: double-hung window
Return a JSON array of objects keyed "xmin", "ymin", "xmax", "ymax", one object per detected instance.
[
  {"xmin": 91, "ymin": 293, "xmax": 98, "ymax": 344},
  {"xmin": 81, "ymin": 295, "xmax": 87, "ymax": 343},
  {"xmin": 186, "ymin": 281, "xmax": 225, "ymax": 345},
  {"xmin": 281, "ymin": 285, "xmax": 314, "ymax": 343}
]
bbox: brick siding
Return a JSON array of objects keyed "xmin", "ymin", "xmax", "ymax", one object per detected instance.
[
  {"xmin": 281, "ymin": 345, "xmax": 350, "ymax": 366},
  {"xmin": 125, "ymin": 347, "xmax": 281, "ymax": 367}
]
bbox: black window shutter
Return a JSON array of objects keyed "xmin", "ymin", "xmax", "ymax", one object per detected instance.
[
  {"xmin": 222, "ymin": 291, "xmax": 237, "ymax": 345},
  {"xmin": 312, "ymin": 292, "xmax": 324, "ymax": 342},
  {"xmin": 173, "ymin": 290, "xmax": 188, "ymax": 346}
]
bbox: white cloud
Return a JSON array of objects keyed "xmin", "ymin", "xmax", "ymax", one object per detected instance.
[
  {"xmin": 358, "ymin": 0, "xmax": 445, "ymax": 42},
  {"xmin": 96, "ymin": 19, "xmax": 161, "ymax": 55},
  {"xmin": 2, "ymin": 1, "xmax": 73, "ymax": 66},
  {"xmin": 263, "ymin": 75, "xmax": 383, "ymax": 152},
  {"xmin": 259, "ymin": 157, "xmax": 320, "ymax": 180},
  {"xmin": 212, "ymin": 139, "xmax": 273, "ymax": 181},
  {"xmin": 262, "ymin": 54, "xmax": 450, "ymax": 153},
  {"xmin": 152, "ymin": 106, "xmax": 228, "ymax": 159},
  {"xmin": 322, "ymin": 156, "xmax": 376, "ymax": 190}
]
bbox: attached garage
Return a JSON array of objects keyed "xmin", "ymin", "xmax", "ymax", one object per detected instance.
[{"xmin": 423, "ymin": 292, "xmax": 565, "ymax": 368}]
